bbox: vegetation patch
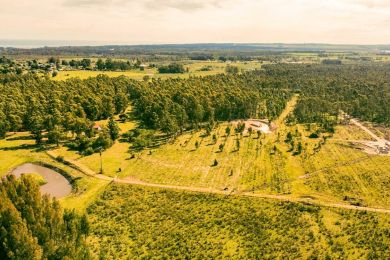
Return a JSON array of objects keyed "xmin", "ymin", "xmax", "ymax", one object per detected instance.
[
  {"xmin": 20, "ymin": 172, "xmax": 47, "ymax": 186},
  {"xmin": 87, "ymin": 184, "xmax": 390, "ymax": 259}
]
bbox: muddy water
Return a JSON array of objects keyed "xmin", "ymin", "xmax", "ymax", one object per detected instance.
[{"xmin": 11, "ymin": 163, "xmax": 72, "ymax": 198}]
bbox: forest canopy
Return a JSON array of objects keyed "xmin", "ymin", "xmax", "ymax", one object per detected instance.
[
  {"xmin": 0, "ymin": 63, "xmax": 389, "ymax": 142},
  {"xmin": 0, "ymin": 175, "xmax": 90, "ymax": 259}
]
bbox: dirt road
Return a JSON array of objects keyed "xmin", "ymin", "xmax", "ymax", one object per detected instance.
[
  {"xmin": 46, "ymin": 102, "xmax": 390, "ymax": 214},
  {"xmin": 47, "ymin": 150, "xmax": 390, "ymax": 214},
  {"xmin": 349, "ymin": 118, "xmax": 390, "ymax": 155},
  {"xmin": 350, "ymin": 119, "xmax": 383, "ymax": 143}
]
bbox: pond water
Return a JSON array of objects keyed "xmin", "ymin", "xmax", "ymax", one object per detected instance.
[{"xmin": 11, "ymin": 163, "xmax": 72, "ymax": 198}]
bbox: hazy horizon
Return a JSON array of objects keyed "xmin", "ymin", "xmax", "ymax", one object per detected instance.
[
  {"xmin": 1, "ymin": 40, "xmax": 390, "ymax": 49},
  {"xmin": 1, "ymin": 0, "xmax": 389, "ymax": 46}
]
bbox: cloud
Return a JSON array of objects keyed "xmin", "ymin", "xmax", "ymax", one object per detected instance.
[
  {"xmin": 63, "ymin": 0, "xmax": 110, "ymax": 7},
  {"xmin": 345, "ymin": 0, "xmax": 390, "ymax": 9},
  {"xmin": 1, "ymin": 0, "xmax": 389, "ymax": 44},
  {"xmin": 144, "ymin": 0, "xmax": 226, "ymax": 11},
  {"xmin": 62, "ymin": 0, "xmax": 229, "ymax": 11}
]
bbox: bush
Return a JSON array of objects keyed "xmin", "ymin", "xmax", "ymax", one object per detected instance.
[
  {"xmin": 158, "ymin": 63, "xmax": 185, "ymax": 74},
  {"xmin": 56, "ymin": 155, "xmax": 65, "ymax": 162},
  {"xmin": 82, "ymin": 147, "xmax": 95, "ymax": 156},
  {"xmin": 212, "ymin": 159, "xmax": 218, "ymax": 167}
]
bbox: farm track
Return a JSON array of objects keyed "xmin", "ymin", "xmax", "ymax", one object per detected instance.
[
  {"xmin": 46, "ymin": 147, "xmax": 390, "ymax": 214},
  {"xmin": 350, "ymin": 118, "xmax": 383, "ymax": 143},
  {"xmin": 46, "ymin": 98, "xmax": 390, "ymax": 214}
]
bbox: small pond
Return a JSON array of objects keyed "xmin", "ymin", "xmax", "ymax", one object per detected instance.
[{"xmin": 11, "ymin": 163, "xmax": 72, "ymax": 198}]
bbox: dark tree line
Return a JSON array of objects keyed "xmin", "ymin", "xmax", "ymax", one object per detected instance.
[
  {"xmin": 132, "ymin": 74, "xmax": 292, "ymax": 135},
  {"xmin": 0, "ymin": 72, "xmax": 292, "ymax": 140},
  {"xmin": 157, "ymin": 63, "xmax": 185, "ymax": 73},
  {"xmin": 262, "ymin": 63, "xmax": 390, "ymax": 127},
  {"xmin": 0, "ymin": 175, "xmax": 90, "ymax": 259},
  {"xmin": 0, "ymin": 74, "xmax": 125, "ymax": 155},
  {"xmin": 1, "ymin": 63, "xmax": 388, "ymax": 143}
]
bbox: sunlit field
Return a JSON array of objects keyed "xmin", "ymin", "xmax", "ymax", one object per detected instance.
[
  {"xmin": 87, "ymin": 183, "xmax": 390, "ymax": 259},
  {"xmin": 53, "ymin": 61, "xmax": 263, "ymax": 81},
  {"xmin": 44, "ymin": 96, "xmax": 390, "ymax": 209}
]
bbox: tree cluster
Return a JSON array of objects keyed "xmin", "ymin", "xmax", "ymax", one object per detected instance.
[
  {"xmin": 0, "ymin": 175, "xmax": 90, "ymax": 259},
  {"xmin": 158, "ymin": 63, "xmax": 185, "ymax": 74}
]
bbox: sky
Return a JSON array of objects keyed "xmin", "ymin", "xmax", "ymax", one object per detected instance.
[{"xmin": 0, "ymin": 0, "xmax": 389, "ymax": 45}]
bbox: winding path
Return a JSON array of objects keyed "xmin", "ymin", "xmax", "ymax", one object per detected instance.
[
  {"xmin": 46, "ymin": 150, "xmax": 390, "ymax": 214},
  {"xmin": 45, "ymin": 99, "xmax": 390, "ymax": 214}
]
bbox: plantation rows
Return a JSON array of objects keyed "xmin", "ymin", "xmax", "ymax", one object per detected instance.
[{"xmin": 87, "ymin": 184, "xmax": 390, "ymax": 259}]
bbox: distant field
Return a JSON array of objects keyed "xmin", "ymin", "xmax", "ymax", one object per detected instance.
[
  {"xmin": 53, "ymin": 61, "xmax": 263, "ymax": 81},
  {"xmin": 54, "ymin": 70, "xmax": 151, "ymax": 81},
  {"xmin": 88, "ymin": 183, "xmax": 390, "ymax": 259}
]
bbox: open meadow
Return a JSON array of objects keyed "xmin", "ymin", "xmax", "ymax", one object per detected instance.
[
  {"xmin": 53, "ymin": 61, "xmax": 263, "ymax": 81},
  {"xmin": 0, "ymin": 132, "xmax": 109, "ymax": 212},
  {"xmin": 44, "ymin": 95, "xmax": 390, "ymax": 210}
]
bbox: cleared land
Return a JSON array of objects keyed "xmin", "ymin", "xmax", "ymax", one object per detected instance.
[
  {"xmin": 45, "ymin": 96, "xmax": 390, "ymax": 210},
  {"xmin": 53, "ymin": 61, "xmax": 263, "ymax": 81},
  {"xmin": 1, "ymin": 97, "xmax": 389, "ymax": 212}
]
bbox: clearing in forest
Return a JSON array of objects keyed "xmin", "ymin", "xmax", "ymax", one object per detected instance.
[{"xmin": 50, "ymin": 95, "xmax": 390, "ymax": 210}]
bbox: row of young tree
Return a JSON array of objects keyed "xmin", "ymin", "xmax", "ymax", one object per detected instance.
[{"xmin": 0, "ymin": 175, "xmax": 90, "ymax": 259}]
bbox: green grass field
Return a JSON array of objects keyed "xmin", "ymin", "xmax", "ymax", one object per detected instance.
[
  {"xmin": 1, "ymin": 97, "xmax": 389, "ymax": 212},
  {"xmin": 53, "ymin": 61, "xmax": 263, "ymax": 81},
  {"xmin": 1, "ymin": 93, "xmax": 389, "ymax": 258},
  {"xmin": 47, "ymin": 97, "xmax": 390, "ymax": 209},
  {"xmin": 87, "ymin": 183, "xmax": 390, "ymax": 259},
  {"xmin": 0, "ymin": 132, "xmax": 109, "ymax": 212}
]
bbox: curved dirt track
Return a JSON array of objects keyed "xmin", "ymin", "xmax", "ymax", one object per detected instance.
[
  {"xmin": 46, "ymin": 101, "xmax": 390, "ymax": 214},
  {"xmin": 47, "ymin": 150, "xmax": 390, "ymax": 214}
]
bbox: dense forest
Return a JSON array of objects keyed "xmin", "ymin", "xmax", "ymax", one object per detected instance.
[
  {"xmin": 0, "ymin": 63, "xmax": 389, "ymax": 144},
  {"xmin": 0, "ymin": 72, "xmax": 292, "ymax": 141},
  {"xmin": 0, "ymin": 175, "xmax": 90, "ymax": 259},
  {"xmin": 262, "ymin": 64, "xmax": 390, "ymax": 127}
]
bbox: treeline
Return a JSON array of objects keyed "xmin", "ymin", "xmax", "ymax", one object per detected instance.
[
  {"xmin": 1, "ymin": 63, "xmax": 388, "ymax": 143},
  {"xmin": 61, "ymin": 58, "xmax": 143, "ymax": 71},
  {"xmin": 95, "ymin": 58, "xmax": 141, "ymax": 71},
  {"xmin": 0, "ymin": 175, "xmax": 90, "ymax": 259},
  {"xmin": 0, "ymin": 74, "xmax": 133, "ymax": 143},
  {"xmin": 0, "ymin": 72, "xmax": 293, "ymax": 140},
  {"xmin": 262, "ymin": 63, "xmax": 390, "ymax": 127},
  {"xmin": 132, "ymin": 73, "xmax": 293, "ymax": 134},
  {"xmin": 157, "ymin": 63, "xmax": 185, "ymax": 73}
]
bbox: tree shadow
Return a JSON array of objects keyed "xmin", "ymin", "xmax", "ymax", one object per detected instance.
[
  {"xmin": 0, "ymin": 143, "xmax": 39, "ymax": 151},
  {"xmin": 6, "ymin": 135, "xmax": 34, "ymax": 141}
]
